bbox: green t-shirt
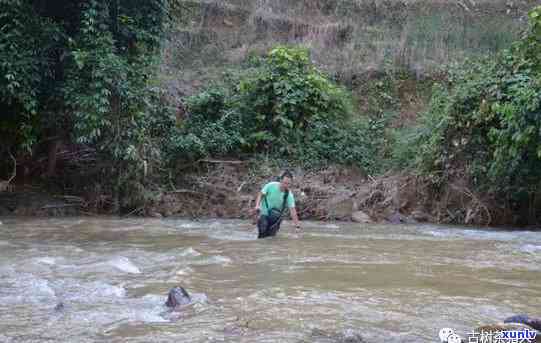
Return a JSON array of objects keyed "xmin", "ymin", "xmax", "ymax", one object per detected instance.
[{"xmin": 259, "ymin": 181, "xmax": 295, "ymax": 216}]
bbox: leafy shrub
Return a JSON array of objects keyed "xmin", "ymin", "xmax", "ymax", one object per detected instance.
[
  {"xmin": 170, "ymin": 46, "xmax": 381, "ymax": 170},
  {"xmin": 0, "ymin": 0, "xmax": 63, "ymax": 151},
  {"xmin": 295, "ymin": 117, "xmax": 387, "ymax": 172},
  {"xmin": 407, "ymin": 6, "xmax": 541, "ymax": 201},
  {"xmin": 0, "ymin": 0, "xmax": 172, "ymax": 211}
]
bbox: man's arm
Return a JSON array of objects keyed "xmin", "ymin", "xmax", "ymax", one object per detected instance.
[
  {"xmin": 255, "ymin": 182, "xmax": 271, "ymax": 215},
  {"xmin": 254, "ymin": 192, "xmax": 264, "ymax": 214},
  {"xmin": 290, "ymin": 207, "xmax": 301, "ymax": 230}
]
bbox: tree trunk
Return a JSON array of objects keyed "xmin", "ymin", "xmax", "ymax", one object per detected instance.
[{"xmin": 46, "ymin": 139, "xmax": 60, "ymax": 177}]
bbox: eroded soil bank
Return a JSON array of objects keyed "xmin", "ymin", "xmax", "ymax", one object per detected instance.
[{"xmin": 0, "ymin": 161, "xmax": 527, "ymax": 228}]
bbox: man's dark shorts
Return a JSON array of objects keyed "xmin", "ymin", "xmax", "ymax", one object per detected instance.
[{"xmin": 257, "ymin": 215, "xmax": 282, "ymax": 239}]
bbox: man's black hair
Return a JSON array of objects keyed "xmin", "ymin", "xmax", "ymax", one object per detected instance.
[{"xmin": 280, "ymin": 170, "xmax": 293, "ymax": 180}]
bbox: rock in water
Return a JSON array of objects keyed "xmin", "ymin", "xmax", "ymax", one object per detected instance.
[
  {"xmin": 165, "ymin": 286, "xmax": 191, "ymax": 308},
  {"xmin": 504, "ymin": 314, "xmax": 541, "ymax": 331},
  {"xmin": 54, "ymin": 302, "xmax": 65, "ymax": 312},
  {"xmin": 351, "ymin": 211, "xmax": 372, "ymax": 224}
]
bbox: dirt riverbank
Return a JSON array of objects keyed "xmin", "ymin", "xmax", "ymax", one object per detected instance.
[{"xmin": 0, "ymin": 160, "xmax": 517, "ymax": 227}]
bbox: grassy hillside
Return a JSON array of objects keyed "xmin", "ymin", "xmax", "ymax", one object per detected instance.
[{"xmin": 161, "ymin": 0, "xmax": 537, "ymax": 101}]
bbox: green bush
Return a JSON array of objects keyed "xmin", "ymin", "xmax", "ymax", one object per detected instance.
[
  {"xmin": 170, "ymin": 46, "xmax": 382, "ymax": 171},
  {"xmin": 387, "ymin": 125, "xmax": 424, "ymax": 171},
  {"xmin": 0, "ymin": 0, "xmax": 62, "ymax": 151},
  {"xmin": 295, "ymin": 118, "xmax": 386, "ymax": 173},
  {"xmin": 0, "ymin": 0, "xmax": 172, "ymax": 212},
  {"xmin": 406, "ymin": 6, "xmax": 541, "ymax": 200}
]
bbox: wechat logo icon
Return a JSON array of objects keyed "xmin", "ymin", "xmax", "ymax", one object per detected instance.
[{"xmin": 439, "ymin": 328, "xmax": 462, "ymax": 343}]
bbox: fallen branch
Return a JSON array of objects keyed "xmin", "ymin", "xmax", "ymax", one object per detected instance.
[
  {"xmin": 237, "ymin": 181, "xmax": 246, "ymax": 192},
  {"xmin": 200, "ymin": 159, "xmax": 244, "ymax": 164},
  {"xmin": 55, "ymin": 195, "xmax": 85, "ymax": 203},
  {"xmin": 41, "ymin": 203, "xmax": 79, "ymax": 209},
  {"xmin": 450, "ymin": 184, "xmax": 492, "ymax": 225},
  {"xmin": 122, "ymin": 206, "xmax": 144, "ymax": 217}
]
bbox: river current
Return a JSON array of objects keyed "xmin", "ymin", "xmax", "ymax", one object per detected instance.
[{"xmin": 0, "ymin": 217, "xmax": 540, "ymax": 342}]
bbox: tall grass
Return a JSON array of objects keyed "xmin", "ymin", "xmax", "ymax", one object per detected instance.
[{"xmin": 164, "ymin": 0, "xmax": 530, "ymax": 90}]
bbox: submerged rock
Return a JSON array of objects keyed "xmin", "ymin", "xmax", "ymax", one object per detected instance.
[
  {"xmin": 165, "ymin": 286, "xmax": 191, "ymax": 308},
  {"xmin": 54, "ymin": 302, "xmax": 65, "ymax": 312},
  {"xmin": 504, "ymin": 314, "xmax": 541, "ymax": 331}
]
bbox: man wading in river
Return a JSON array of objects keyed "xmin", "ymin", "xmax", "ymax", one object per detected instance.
[{"xmin": 254, "ymin": 171, "xmax": 301, "ymax": 238}]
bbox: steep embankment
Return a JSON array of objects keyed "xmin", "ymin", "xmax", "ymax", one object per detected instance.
[{"xmin": 161, "ymin": 0, "xmax": 535, "ymax": 102}]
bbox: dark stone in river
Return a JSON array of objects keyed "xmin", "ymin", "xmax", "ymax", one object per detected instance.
[
  {"xmin": 54, "ymin": 302, "xmax": 65, "ymax": 312},
  {"xmin": 504, "ymin": 314, "xmax": 541, "ymax": 331},
  {"xmin": 165, "ymin": 286, "xmax": 191, "ymax": 308}
]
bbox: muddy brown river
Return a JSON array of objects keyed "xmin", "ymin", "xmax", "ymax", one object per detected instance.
[{"xmin": 0, "ymin": 217, "xmax": 540, "ymax": 342}]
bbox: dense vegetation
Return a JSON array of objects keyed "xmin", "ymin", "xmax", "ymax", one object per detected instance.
[
  {"xmin": 394, "ymin": 6, "xmax": 541, "ymax": 223},
  {"xmin": 0, "ymin": 0, "xmax": 174, "ymax": 210},
  {"xmin": 169, "ymin": 47, "xmax": 385, "ymax": 172}
]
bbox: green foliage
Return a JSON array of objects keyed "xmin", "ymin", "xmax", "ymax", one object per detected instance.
[
  {"xmin": 0, "ymin": 0, "xmax": 63, "ymax": 151},
  {"xmin": 0, "ymin": 0, "xmax": 172, "ymax": 212},
  {"xmin": 169, "ymin": 46, "xmax": 381, "ymax": 171},
  {"xmin": 521, "ymin": 6, "xmax": 541, "ymax": 69},
  {"xmin": 294, "ymin": 117, "xmax": 386, "ymax": 173},
  {"xmin": 406, "ymin": 6, "xmax": 541, "ymax": 198},
  {"xmin": 238, "ymin": 47, "xmax": 353, "ymax": 142},
  {"xmin": 387, "ymin": 125, "xmax": 424, "ymax": 171},
  {"xmin": 63, "ymin": 1, "xmax": 155, "ymax": 162}
]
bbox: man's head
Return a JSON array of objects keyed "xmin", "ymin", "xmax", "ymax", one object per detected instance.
[{"xmin": 279, "ymin": 170, "xmax": 293, "ymax": 191}]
